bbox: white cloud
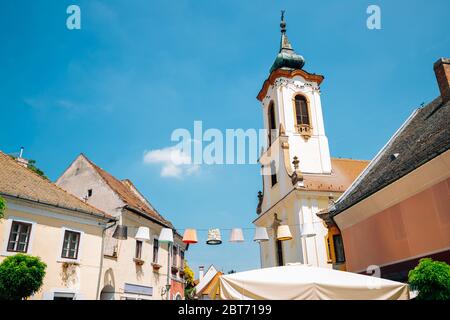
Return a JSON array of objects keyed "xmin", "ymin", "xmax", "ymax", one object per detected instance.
[{"xmin": 143, "ymin": 146, "xmax": 199, "ymax": 179}]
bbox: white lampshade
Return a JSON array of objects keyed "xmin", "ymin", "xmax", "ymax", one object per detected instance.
[
  {"xmin": 159, "ymin": 228, "xmax": 174, "ymax": 243},
  {"xmin": 277, "ymin": 225, "xmax": 293, "ymax": 241},
  {"xmin": 135, "ymin": 226, "xmax": 151, "ymax": 241},
  {"xmin": 300, "ymin": 223, "xmax": 316, "ymax": 238},
  {"xmin": 253, "ymin": 227, "xmax": 269, "ymax": 242},
  {"xmin": 229, "ymin": 228, "xmax": 245, "ymax": 242},
  {"xmin": 206, "ymin": 228, "xmax": 222, "ymax": 245}
]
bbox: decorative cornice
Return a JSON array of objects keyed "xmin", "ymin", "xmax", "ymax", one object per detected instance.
[{"xmin": 257, "ymin": 69, "xmax": 324, "ymax": 102}]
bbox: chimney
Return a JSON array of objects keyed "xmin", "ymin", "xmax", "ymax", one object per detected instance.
[
  {"xmin": 198, "ymin": 266, "xmax": 205, "ymax": 281},
  {"xmin": 16, "ymin": 147, "xmax": 29, "ymax": 168},
  {"xmin": 433, "ymin": 58, "xmax": 450, "ymax": 104}
]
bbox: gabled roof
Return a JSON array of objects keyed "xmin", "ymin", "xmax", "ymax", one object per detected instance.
[
  {"xmin": 81, "ymin": 154, "xmax": 174, "ymax": 228},
  {"xmin": 195, "ymin": 265, "xmax": 219, "ymax": 294},
  {"xmin": 197, "ymin": 271, "xmax": 223, "ymax": 296},
  {"xmin": 0, "ymin": 151, "xmax": 111, "ymax": 220},
  {"xmin": 330, "ymin": 96, "xmax": 450, "ymax": 217}
]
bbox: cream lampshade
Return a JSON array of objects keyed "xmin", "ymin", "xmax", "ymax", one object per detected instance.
[
  {"xmin": 159, "ymin": 228, "xmax": 174, "ymax": 243},
  {"xmin": 253, "ymin": 227, "xmax": 269, "ymax": 242},
  {"xmin": 277, "ymin": 225, "xmax": 293, "ymax": 241},
  {"xmin": 206, "ymin": 228, "xmax": 222, "ymax": 245},
  {"xmin": 300, "ymin": 223, "xmax": 316, "ymax": 238},
  {"xmin": 229, "ymin": 228, "xmax": 245, "ymax": 242},
  {"xmin": 182, "ymin": 229, "xmax": 198, "ymax": 244},
  {"xmin": 135, "ymin": 226, "xmax": 151, "ymax": 241}
]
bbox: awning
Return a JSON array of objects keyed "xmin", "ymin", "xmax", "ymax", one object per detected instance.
[{"xmin": 212, "ymin": 264, "xmax": 410, "ymax": 300}]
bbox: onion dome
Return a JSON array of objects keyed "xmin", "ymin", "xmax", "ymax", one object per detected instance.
[{"xmin": 270, "ymin": 11, "xmax": 305, "ymax": 73}]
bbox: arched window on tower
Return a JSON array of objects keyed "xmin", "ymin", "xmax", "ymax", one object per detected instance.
[
  {"xmin": 268, "ymin": 102, "xmax": 277, "ymax": 146},
  {"xmin": 294, "ymin": 95, "xmax": 312, "ymax": 139},
  {"xmin": 270, "ymin": 160, "xmax": 277, "ymax": 187}
]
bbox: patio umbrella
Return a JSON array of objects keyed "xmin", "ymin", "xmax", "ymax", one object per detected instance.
[{"xmin": 213, "ymin": 264, "xmax": 410, "ymax": 300}]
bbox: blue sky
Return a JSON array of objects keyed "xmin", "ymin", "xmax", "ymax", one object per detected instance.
[{"xmin": 0, "ymin": 0, "xmax": 449, "ymax": 276}]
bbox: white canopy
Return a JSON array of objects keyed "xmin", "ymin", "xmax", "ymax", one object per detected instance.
[{"xmin": 214, "ymin": 264, "xmax": 410, "ymax": 300}]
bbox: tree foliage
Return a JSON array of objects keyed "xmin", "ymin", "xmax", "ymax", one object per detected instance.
[
  {"xmin": 183, "ymin": 261, "xmax": 196, "ymax": 300},
  {"xmin": 0, "ymin": 254, "xmax": 47, "ymax": 300},
  {"xmin": 0, "ymin": 196, "xmax": 5, "ymax": 220},
  {"xmin": 27, "ymin": 159, "xmax": 48, "ymax": 180},
  {"xmin": 8, "ymin": 155, "xmax": 48, "ymax": 180},
  {"xmin": 408, "ymin": 258, "xmax": 450, "ymax": 300}
]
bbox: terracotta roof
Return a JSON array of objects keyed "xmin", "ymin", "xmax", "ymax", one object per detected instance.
[
  {"xmin": 302, "ymin": 158, "xmax": 370, "ymax": 192},
  {"xmin": 331, "ymin": 96, "xmax": 450, "ymax": 217},
  {"xmin": 0, "ymin": 151, "xmax": 111, "ymax": 220},
  {"xmin": 82, "ymin": 155, "xmax": 174, "ymax": 228}
]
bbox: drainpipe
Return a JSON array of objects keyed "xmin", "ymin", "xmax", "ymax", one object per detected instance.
[
  {"xmin": 166, "ymin": 243, "xmax": 172, "ymax": 300},
  {"xmin": 95, "ymin": 220, "xmax": 117, "ymax": 300}
]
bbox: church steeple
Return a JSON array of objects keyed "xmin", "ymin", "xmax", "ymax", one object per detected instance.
[
  {"xmin": 280, "ymin": 10, "xmax": 293, "ymax": 51},
  {"xmin": 270, "ymin": 11, "xmax": 305, "ymax": 73}
]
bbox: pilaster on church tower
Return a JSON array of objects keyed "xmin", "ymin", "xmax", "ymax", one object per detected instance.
[{"xmin": 257, "ymin": 11, "xmax": 332, "ymax": 175}]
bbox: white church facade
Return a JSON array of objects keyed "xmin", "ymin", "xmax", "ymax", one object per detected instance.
[{"xmin": 253, "ymin": 13, "xmax": 368, "ymax": 270}]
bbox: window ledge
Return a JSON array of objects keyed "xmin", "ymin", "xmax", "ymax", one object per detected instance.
[
  {"xmin": 151, "ymin": 262, "xmax": 162, "ymax": 270},
  {"xmin": 57, "ymin": 258, "xmax": 81, "ymax": 265},
  {"xmin": 295, "ymin": 124, "xmax": 313, "ymax": 140},
  {"xmin": 133, "ymin": 258, "xmax": 145, "ymax": 266}
]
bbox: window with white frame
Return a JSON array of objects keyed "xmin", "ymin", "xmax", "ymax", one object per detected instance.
[
  {"xmin": 61, "ymin": 230, "xmax": 81, "ymax": 260},
  {"xmin": 135, "ymin": 240, "xmax": 143, "ymax": 260},
  {"xmin": 172, "ymin": 245, "xmax": 178, "ymax": 267},
  {"xmin": 180, "ymin": 250, "xmax": 185, "ymax": 270},
  {"xmin": 7, "ymin": 221, "xmax": 32, "ymax": 253},
  {"xmin": 152, "ymin": 238, "xmax": 159, "ymax": 263}
]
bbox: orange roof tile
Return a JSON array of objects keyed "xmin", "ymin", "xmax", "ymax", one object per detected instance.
[
  {"xmin": 0, "ymin": 151, "xmax": 111, "ymax": 220},
  {"xmin": 302, "ymin": 158, "xmax": 370, "ymax": 193}
]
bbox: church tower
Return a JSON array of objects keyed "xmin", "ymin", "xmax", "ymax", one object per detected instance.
[
  {"xmin": 253, "ymin": 12, "xmax": 369, "ymax": 270},
  {"xmin": 259, "ymin": 11, "xmax": 331, "ymax": 175}
]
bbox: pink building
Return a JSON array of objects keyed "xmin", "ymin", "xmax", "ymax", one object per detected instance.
[{"xmin": 320, "ymin": 58, "xmax": 450, "ymax": 281}]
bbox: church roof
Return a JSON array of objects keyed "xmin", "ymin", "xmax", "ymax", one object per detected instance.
[
  {"xmin": 329, "ymin": 96, "xmax": 450, "ymax": 217},
  {"xmin": 302, "ymin": 158, "xmax": 370, "ymax": 193},
  {"xmin": 0, "ymin": 151, "xmax": 112, "ymax": 220},
  {"xmin": 269, "ymin": 11, "xmax": 305, "ymax": 73}
]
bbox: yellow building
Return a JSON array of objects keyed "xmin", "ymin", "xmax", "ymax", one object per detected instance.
[
  {"xmin": 253, "ymin": 14, "xmax": 368, "ymax": 270},
  {"xmin": 0, "ymin": 151, "xmax": 115, "ymax": 300}
]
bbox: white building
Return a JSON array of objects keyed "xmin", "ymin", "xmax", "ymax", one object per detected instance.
[
  {"xmin": 56, "ymin": 154, "xmax": 187, "ymax": 300},
  {"xmin": 253, "ymin": 13, "xmax": 368, "ymax": 270}
]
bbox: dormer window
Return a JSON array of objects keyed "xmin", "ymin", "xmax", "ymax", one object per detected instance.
[{"xmin": 294, "ymin": 95, "xmax": 312, "ymax": 139}]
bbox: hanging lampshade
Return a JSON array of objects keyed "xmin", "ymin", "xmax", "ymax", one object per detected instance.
[
  {"xmin": 182, "ymin": 229, "xmax": 198, "ymax": 244},
  {"xmin": 277, "ymin": 225, "xmax": 293, "ymax": 241},
  {"xmin": 206, "ymin": 228, "xmax": 222, "ymax": 245},
  {"xmin": 300, "ymin": 223, "xmax": 316, "ymax": 238},
  {"xmin": 112, "ymin": 225, "xmax": 128, "ymax": 240},
  {"xmin": 253, "ymin": 227, "xmax": 269, "ymax": 242},
  {"xmin": 135, "ymin": 226, "xmax": 151, "ymax": 241},
  {"xmin": 159, "ymin": 228, "xmax": 174, "ymax": 243},
  {"xmin": 229, "ymin": 228, "xmax": 245, "ymax": 242}
]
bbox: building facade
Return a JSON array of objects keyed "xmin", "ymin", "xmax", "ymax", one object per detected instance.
[
  {"xmin": 56, "ymin": 154, "xmax": 186, "ymax": 300},
  {"xmin": 253, "ymin": 14, "xmax": 368, "ymax": 270},
  {"xmin": 320, "ymin": 58, "xmax": 450, "ymax": 281},
  {"xmin": 0, "ymin": 151, "xmax": 115, "ymax": 300}
]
